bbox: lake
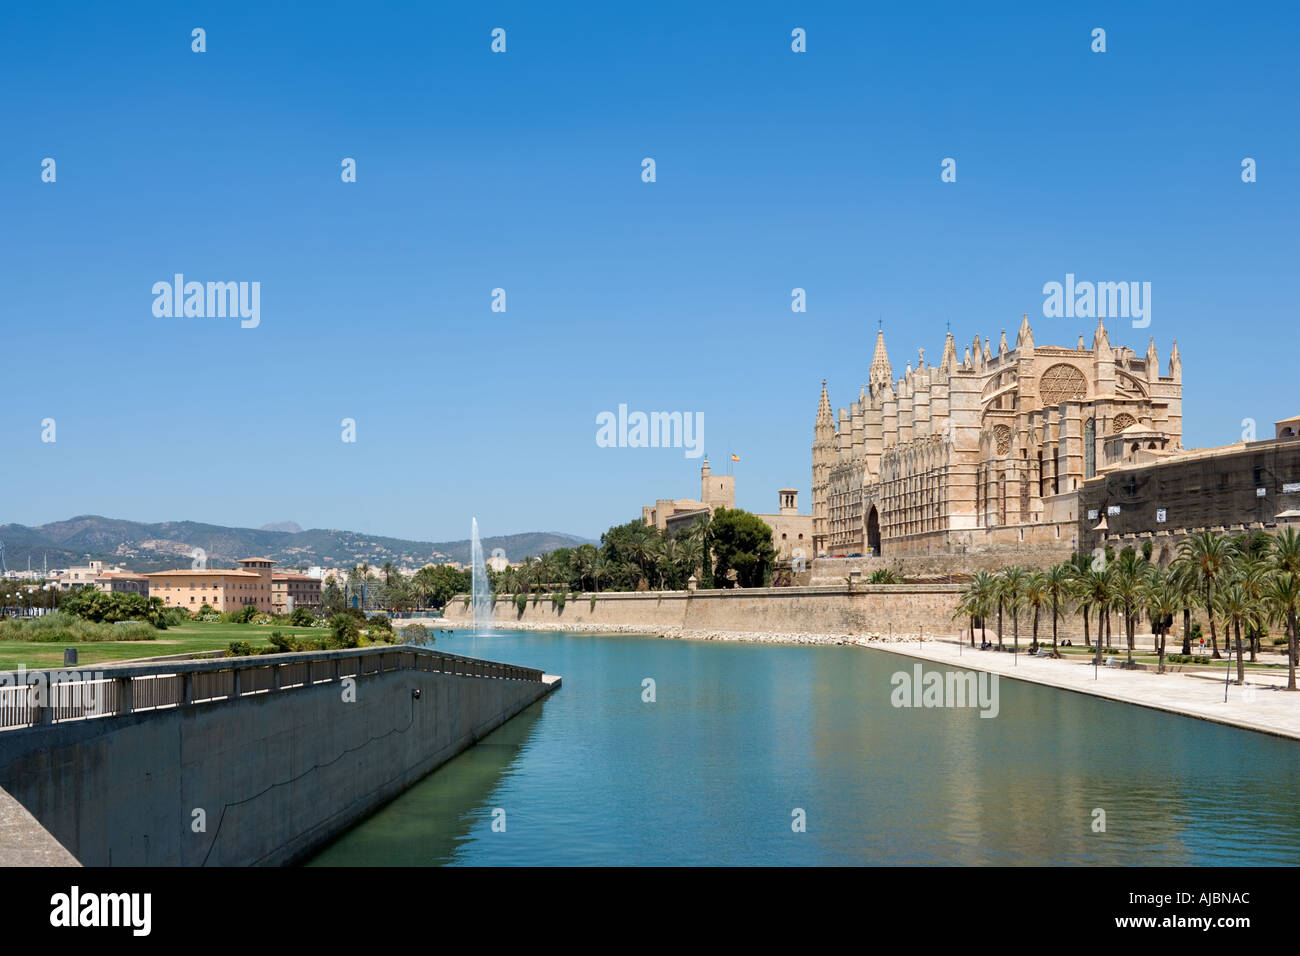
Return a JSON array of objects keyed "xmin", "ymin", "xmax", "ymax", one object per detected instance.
[{"xmin": 306, "ymin": 628, "xmax": 1300, "ymax": 866}]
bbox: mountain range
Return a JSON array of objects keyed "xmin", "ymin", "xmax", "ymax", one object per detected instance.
[{"xmin": 0, "ymin": 516, "xmax": 594, "ymax": 573}]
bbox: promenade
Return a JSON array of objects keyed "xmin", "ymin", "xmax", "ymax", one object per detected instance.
[{"xmin": 869, "ymin": 638, "xmax": 1300, "ymax": 741}]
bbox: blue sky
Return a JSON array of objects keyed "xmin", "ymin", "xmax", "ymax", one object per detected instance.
[{"xmin": 3, "ymin": 1, "xmax": 1296, "ymax": 543}]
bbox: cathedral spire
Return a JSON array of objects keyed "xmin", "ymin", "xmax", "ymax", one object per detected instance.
[
  {"xmin": 1145, "ymin": 336, "xmax": 1159, "ymax": 381},
  {"xmin": 941, "ymin": 331, "xmax": 957, "ymax": 372},
  {"xmin": 816, "ymin": 379, "xmax": 833, "ymax": 426},
  {"xmin": 1169, "ymin": 340, "xmax": 1182, "ymax": 381},
  {"xmin": 869, "ymin": 328, "xmax": 893, "ymax": 396},
  {"xmin": 998, "ymin": 328, "xmax": 1009, "ymax": 357},
  {"xmin": 1016, "ymin": 313, "xmax": 1034, "ymax": 352},
  {"xmin": 1092, "ymin": 315, "xmax": 1112, "ymax": 360}
]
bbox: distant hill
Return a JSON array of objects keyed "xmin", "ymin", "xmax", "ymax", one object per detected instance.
[
  {"xmin": 0, "ymin": 516, "xmax": 594, "ymax": 573},
  {"xmin": 259, "ymin": 520, "xmax": 303, "ymax": 534}
]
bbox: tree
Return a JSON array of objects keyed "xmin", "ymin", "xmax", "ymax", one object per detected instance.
[
  {"xmin": 1024, "ymin": 571, "xmax": 1048, "ymax": 654},
  {"xmin": 1043, "ymin": 563, "xmax": 1072, "ymax": 657},
  {"xmin": 413, "ymin": 565, "xmax": 471, "ymax": 609},
  {"xmin": 707, "ymin": 509, "xmax": 776, "ymax": 588},
  {"xmin": 1140, "ymin": 565, "xmax": 1180, "ymax": 673},
  {"xmin": 967, "ymin": 571, "xmax": 997, "ymax": 647},
  {"xmin": 1110, "ymin": 549, "xmax": 1145, "ymax": 666},
  {"xmin": 1266, "ymin": 571, "xmax": 1300, "ymax": 692},
  {"xmin": 1214, "ymin": 581, "xmax": 1258, "ymax": 686},
  {"xmin": 329, "ymin": 613, "xmax": 360, "ymax": 649},
  {"xmin": 997, "ymin": 566, "xmax": 1030, "ymax": 654},
  {"xmin": 1179, "ymin": 531, "xmax": 1233, "ymax": 659},
  {"xmin": 322, "ymin": 579, "xmax": 346, "ymax": 615}
]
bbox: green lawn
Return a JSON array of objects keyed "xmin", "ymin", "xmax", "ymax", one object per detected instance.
[
  {"xmin": 0, "ymin": 621, "xmax": 328, "ymax": 671},
  {"xmin": 977, "ymin": 641, "xmax": 1289, "ymax": 671}
]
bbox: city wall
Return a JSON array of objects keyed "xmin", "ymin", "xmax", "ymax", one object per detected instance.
[{"xmin": 445, "ymin": 584, "xmax": 1098, "ymax": 641}]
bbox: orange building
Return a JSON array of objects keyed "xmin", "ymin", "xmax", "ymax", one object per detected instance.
[
  {"xmin": 145, "ymin": 558, "xmax": 276, "ymax": 613},
  {"xmin": 271, "ymin": 573, "xmax": 322, "ymax": 614}
]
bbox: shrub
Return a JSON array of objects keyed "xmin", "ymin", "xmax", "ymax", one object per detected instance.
[
  {"xmin": 226, "ymin": 604, "xmax": 259, "ymax": 624},
  {"xmin": 367, "ymin": 615, "xmax": 393, "ymax": 632},
  {"xmin": 161, "ymin": 607, "xmax": 191, "ymax": 627},
  {"xmin": 287, "ymin": 607, "xmax": 316, "ymax": 627},
  {"xmin": 268, "ymin": 630, "xmax": 293, "ymax": 653},
  {"xmin": 0, "ymin": 612, "xmax": 159, "ymax": 644},
  {"xmin": 590, "ymin": 594, "xmax": 597, "ymax": 612},
  {"xmin": 227, "ymin": 640, "xmax": 256, "ymax": 657},
  {"xmin": 868, "ymin": 569, "xmax": 903, "ymax": 584},
  {"xmin": 552, "ymin": 592, "xmax": 566, "ymax": 611},
  {"xmin": 109, "ymin": 620, "xmax": 157, "ymax": 641},
  {"xmin": 515, "ymin": 593, "xmax": 528, "ymax": 616},
  {"xmin": 328, "ymin": 613, "xmax": 360, "ymax": 649}
]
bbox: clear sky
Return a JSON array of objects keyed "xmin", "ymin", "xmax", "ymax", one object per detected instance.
[{"xmin": 3, "ymin": 1, "xmax": 1296, "ymax": 543}]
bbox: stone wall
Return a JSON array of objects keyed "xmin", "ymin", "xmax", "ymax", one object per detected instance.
[
  {"xmin": 446, "ymin": 585, "xmax": 966, "ymax": 636},
  {"xmin": 444, "ymin": 584, "xmax": 1101, "ymax": 641}
]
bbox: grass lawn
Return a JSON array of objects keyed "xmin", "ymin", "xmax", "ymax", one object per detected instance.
[
  {"xmin": 984, "ymin": 641, "xmax": 1289, "ymax": 671},
  {"xmin": 0, "ymin": 621, "xmax": 327, "ymax": 671}
]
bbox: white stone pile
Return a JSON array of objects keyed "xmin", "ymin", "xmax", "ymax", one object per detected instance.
[{"xmin": 441, "ymin": 619, "xmax": 934, "ymax": 646}]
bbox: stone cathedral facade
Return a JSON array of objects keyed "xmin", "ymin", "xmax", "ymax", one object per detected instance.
[{"xmin": 811, "ymin": 315, "xmax": 1183, "ymax": 557}]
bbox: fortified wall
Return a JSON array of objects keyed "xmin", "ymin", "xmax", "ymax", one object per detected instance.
[{"xmin": 444, "ymin": 584, "xmax": 1099, "ymax": 640}]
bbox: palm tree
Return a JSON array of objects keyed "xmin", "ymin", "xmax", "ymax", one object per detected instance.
[
  {"xmin": 1231, "ymin": 552, "xmax": 1272, "ymax": 662},
  {"xmin": 1077, "ymin": 565, "xmax": 1113, "ymax": 669},
  {"xmin": 1043, "ymin": 563, "xmax": 1072, "ymax": 657},
  {"xmin": 998, "ymin": 566, "xmax": 1030, "ymax": 655},
  {"xmin": 953, "ymin": 586, "xmax": 979, "ymax": 648},
  {"xmin": 381, "ymin": 561, "xmax": 394, "ymax": 586},
  {"xmin": 1110, "ymin": 549, "xmax": 1145, "ymax": 666},
  {"xmin": 959, "ymin": 571, "xmax": 996, "ymax": 647},
  {"xmin": 1168, "ymin": 558, "xmax": 1198, "ymax": 655},
  {"xmin": 1179, "ymin": 531, "xmax": 1233, "ymax": 659},
  {"xmin": 590, "ymin": 553, "xmax": 609, "ymax": 593},
  {"xmin": 1025, "ymin": 571, "xmax": 1048, "ymax": 654},
  {"xmin": 657, "ymin": 538, "xmax": 682, "ymax": 590},
  {"xmin": 971, "ymin": 571, "xmax": 997, "ymax": 647},
  {"xmin": 1215, "ymin": 581, "xmax": 1258, "ymax": 686},
  {"xmin": 1139, "ymin": 565, "xmax": 1180, "ymax": 673},
  {"xmin": 1266, "ymin": 571, "xmax": 1300, "ymax": 692}
]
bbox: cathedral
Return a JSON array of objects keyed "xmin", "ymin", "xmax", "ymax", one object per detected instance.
[{"xmin": 811, "ymin": 315, "xmax": 1183, "ymax": 557}]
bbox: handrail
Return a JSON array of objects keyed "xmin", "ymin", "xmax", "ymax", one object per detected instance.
[{"xmin": 0, "ymin": 644, "xmax": 546, "ymax": 733}]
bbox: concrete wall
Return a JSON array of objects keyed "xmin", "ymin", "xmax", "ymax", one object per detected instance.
[{"xmin": 0, "ymin": 667, "xmax": 557, "ymax": 866}]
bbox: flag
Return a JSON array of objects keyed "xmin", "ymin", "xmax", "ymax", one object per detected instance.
[{"xmin": 731, "ymin": 454, "xmax": 740, "ymax": 462}]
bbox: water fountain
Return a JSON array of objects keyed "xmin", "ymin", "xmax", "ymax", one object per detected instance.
[{"xmin": 470, "ymin": 518, "xmax": 493, "ymax": 633}]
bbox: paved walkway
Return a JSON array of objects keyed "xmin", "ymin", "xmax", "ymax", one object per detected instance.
[{"xmin": 866, "ymin": 638, "xmax": 1300, "ymax": 740}]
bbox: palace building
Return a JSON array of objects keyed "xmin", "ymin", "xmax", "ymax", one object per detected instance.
[{"xmin": 811, "ymin": 315, "xmax": 1184, "ymax": 558}]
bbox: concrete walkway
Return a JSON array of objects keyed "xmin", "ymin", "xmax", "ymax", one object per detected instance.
[{"xmin": 866, "ymin": 638, "xmax": 1300, "ymax": 741}]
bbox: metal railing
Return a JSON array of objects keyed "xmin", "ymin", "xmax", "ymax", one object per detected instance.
[{"xmin": 0, "ymin": 645, "xmax": 546, "ymax": 733}]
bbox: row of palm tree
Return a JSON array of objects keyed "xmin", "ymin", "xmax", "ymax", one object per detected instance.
[{"xmin": 955, "ymin": 528, "xmax": 1300, "ymax": 690}]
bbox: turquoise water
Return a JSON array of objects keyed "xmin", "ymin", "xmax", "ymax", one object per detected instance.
[{"xmin": 306, "ymin": 629, "xmax": 1300, "ymax": 866}]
